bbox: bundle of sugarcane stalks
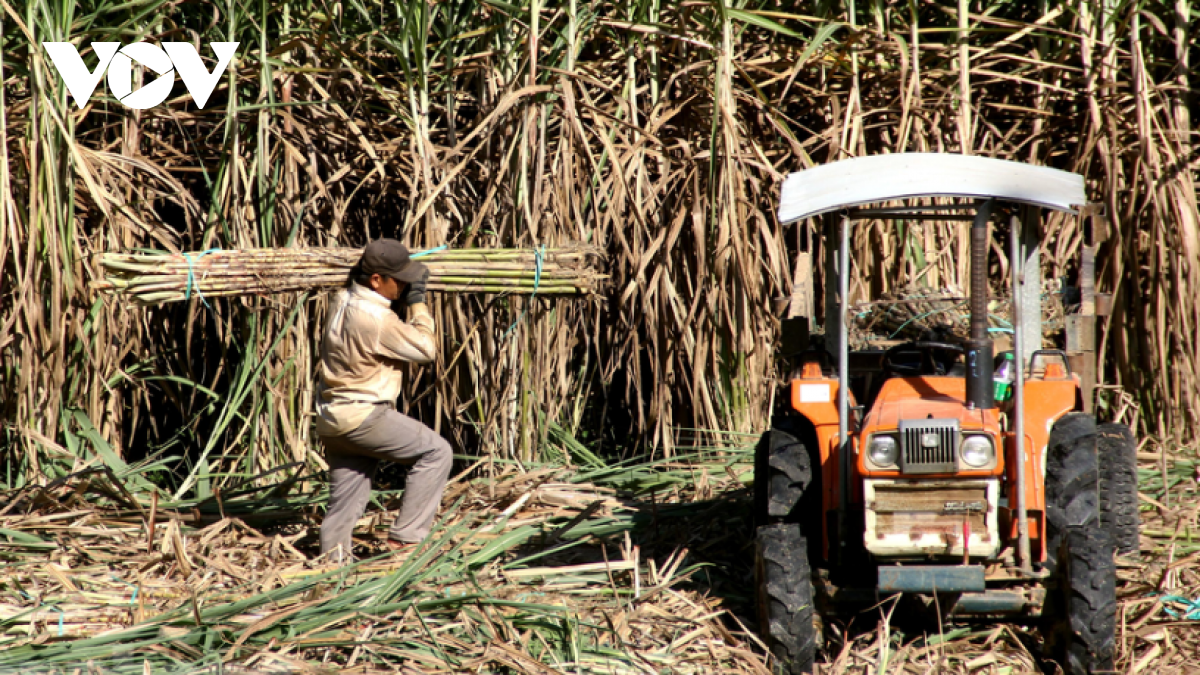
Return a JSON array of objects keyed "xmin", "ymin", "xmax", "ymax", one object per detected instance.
[{"xmin": 94, "ymin": 245, "xmax": 605, "ymax": 305}]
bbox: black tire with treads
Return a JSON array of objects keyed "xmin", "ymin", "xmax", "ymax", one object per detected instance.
[
  {"xmin": 754, "ymin": 420, "xmax": 822, "ymax": 562},
  {"xmin": 1044, "ymin": 412, "xmax": 1099, "ymax": 574},
  {"xmin": 1042, "ymin": 412, "xmax": 1117, "ymax": 674},
  {"xmin": 755, "ymin": 523, "xmax": 816, "ymax": 674},
  {"xmin": 1097, "ymin": 423, "xmax": 1139, "ymax": 555},
  {"xmin": 754, "ymin": 428, "xmax": 807, "ymax": 527},
  {"xmin": 753, "ymin": 429, "xmax": 773, "ymax": 527},
  {"xmin": 1049, "ymin": 527, "xmax": 1118, "ymax": 674}
]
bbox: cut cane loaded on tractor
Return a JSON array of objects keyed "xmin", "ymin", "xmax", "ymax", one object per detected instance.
[{"xmin": 754, "ymin": 154, "xmax": 1139, "ymax": 675}]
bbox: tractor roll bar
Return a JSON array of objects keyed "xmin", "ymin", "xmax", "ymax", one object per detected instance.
[{"xmin": 837, "ymin": 215, "xmax": 851, "ymax": 560}]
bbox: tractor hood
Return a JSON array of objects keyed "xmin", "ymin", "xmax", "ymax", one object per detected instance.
[{"xmin": 865, "ymin": 377, "xmax": 992, "ymax": 431}]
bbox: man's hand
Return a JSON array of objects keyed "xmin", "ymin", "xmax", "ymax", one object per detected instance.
[{"xmin": 403, "ymin": 268, "xmax": 430, "ymax": 306}]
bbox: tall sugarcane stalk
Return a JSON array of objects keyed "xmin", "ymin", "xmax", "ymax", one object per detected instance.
[{"xmin": 96, "ymin": 246, "xmax": 605, "ymax": 305}]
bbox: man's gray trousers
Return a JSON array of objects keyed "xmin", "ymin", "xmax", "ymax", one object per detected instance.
[{"xmin": 318, "ymin": 404, "xmax": 452, "ymax": 559}]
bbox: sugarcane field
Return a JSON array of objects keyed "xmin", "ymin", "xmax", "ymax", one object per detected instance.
[{"xmin": 3, "ymin": 1, "xmax": 1200, "ymax": 674}]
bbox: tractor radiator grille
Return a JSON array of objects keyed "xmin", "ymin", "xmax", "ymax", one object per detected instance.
[{"xmin": 899, "ymin": 419, "xmax": 959, "ymax": 474}]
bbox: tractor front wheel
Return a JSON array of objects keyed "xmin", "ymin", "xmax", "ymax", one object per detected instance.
[
  {"xmin": 756, "ymin": 522, "xmax": 817, "ymax": 674},
  {"xmin": 754, "ymin": 420, "xmax": 823, "ymax": 565},
  {"xmin": 1042, "ymin": 413, "xmax": 1117, "ymax": 674},
  {"xmin": 754, "ymin": 427, "xmax": 812, "ymax": 527},
  {"xmin": 1044, "ymin": 412, "xmax": 1100, "ymax": 573},
  {"xmin": 1051, "ymin": 527, "xmax": 1118, "ymax": 674}
]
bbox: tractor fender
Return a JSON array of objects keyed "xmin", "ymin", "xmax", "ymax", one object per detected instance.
[{"xmin": 1011, "ymin": 378, "xmax": 1084, "ymax": 562}]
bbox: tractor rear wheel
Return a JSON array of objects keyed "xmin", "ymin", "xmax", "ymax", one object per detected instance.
[
  {"xmin": 1097, "ymin": 423, "xmax": 1139, "ymax": 555},
  {"xmin": 756, "ymin": 522, "xmax": 817, "ymax": 675},
  {"xmin": 1042, "ymin": 413, "xmax": 1116, "ymax": 674}
]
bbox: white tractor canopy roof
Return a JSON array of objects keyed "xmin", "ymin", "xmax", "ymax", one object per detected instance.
[{"xmin": 777, "ymin": 153, "xmax": 1087, "ymax": 224}]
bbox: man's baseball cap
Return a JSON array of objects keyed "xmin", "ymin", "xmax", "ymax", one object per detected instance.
[{"xmin": 358, "ymin": 239, "xmax": 428, "ymax": 284}]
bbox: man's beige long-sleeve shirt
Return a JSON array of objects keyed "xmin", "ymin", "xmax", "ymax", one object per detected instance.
[{"xmin": 315, "ymin": 283, "xmax": 436, "ymax": 436}]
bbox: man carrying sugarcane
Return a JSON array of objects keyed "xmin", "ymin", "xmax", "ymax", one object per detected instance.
[{"xmin": 315, "ymin": 238, "xmax": 452, "ymax": 563}]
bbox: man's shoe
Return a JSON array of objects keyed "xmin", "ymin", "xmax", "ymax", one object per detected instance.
[{"xmin": 384, "ymin": 538, "xmax": 419, "ymax": 557}]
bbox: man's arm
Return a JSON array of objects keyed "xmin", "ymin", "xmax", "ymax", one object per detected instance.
[{"xmin": 377, "ymin": 302, "xmax": 437, "ymax": 363}]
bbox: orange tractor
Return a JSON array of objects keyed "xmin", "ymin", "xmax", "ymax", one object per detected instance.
[{"xmin": 754, "ymin": 154, "xmax": 1139, "ymax": 675}]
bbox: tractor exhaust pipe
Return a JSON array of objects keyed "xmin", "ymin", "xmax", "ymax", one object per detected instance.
[{"xmin": 965, "ymin": 200, "xmax": 995, "ymax": 410}]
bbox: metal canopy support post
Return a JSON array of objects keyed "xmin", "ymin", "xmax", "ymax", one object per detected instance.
[
  {"xmin": 1011, "ymin": 210, "xmax": 1032, "ymax": 574},
  {"xmin": 824, "ymin": 213, "xmax": 841, "ymax": 358},
  {"xmin": 838, "ymin": 215, "xmax": 850, "ymax": 450},
  {"xmin": 837, "ymin": 215, "xmax": 851, "ymax": 561},
  {"xmin": 1018, "ymin": 206, "xmax": 1042, "ymax": 366}
]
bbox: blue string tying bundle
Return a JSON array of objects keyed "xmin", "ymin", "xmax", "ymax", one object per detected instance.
[
  {"xmin": 411, "ymin": 245, "xmax": 447, "ymax": 259},
  {"xmin": 182, "ymin": 248, "xmax": 222, "ymax": 306},
  {"xmin": 504, "ymin": 246, "xmax": 545, "ymax": 339},
  {"xmin": 111, "ymin": 574, "xmax": 139, "ymax": 605}
]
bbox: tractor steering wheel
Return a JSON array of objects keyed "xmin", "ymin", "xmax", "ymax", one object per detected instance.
[{"xmin": 883, "ymin": 341, "xmax": 965, "ymax": 377}]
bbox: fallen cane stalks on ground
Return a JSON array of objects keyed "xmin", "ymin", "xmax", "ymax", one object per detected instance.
[{"xmin": 1, "ymin": 436, "xmax": 1197, "ymax": 674}]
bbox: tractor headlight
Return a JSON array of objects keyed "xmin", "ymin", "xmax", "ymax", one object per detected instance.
[
  {"xmin": 960, "ymin": 435, "xmax": 995, "ymax": 468},
  {"xmin": 868, "ymin": 435, "xmax": 898, "ymax": 467}
]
